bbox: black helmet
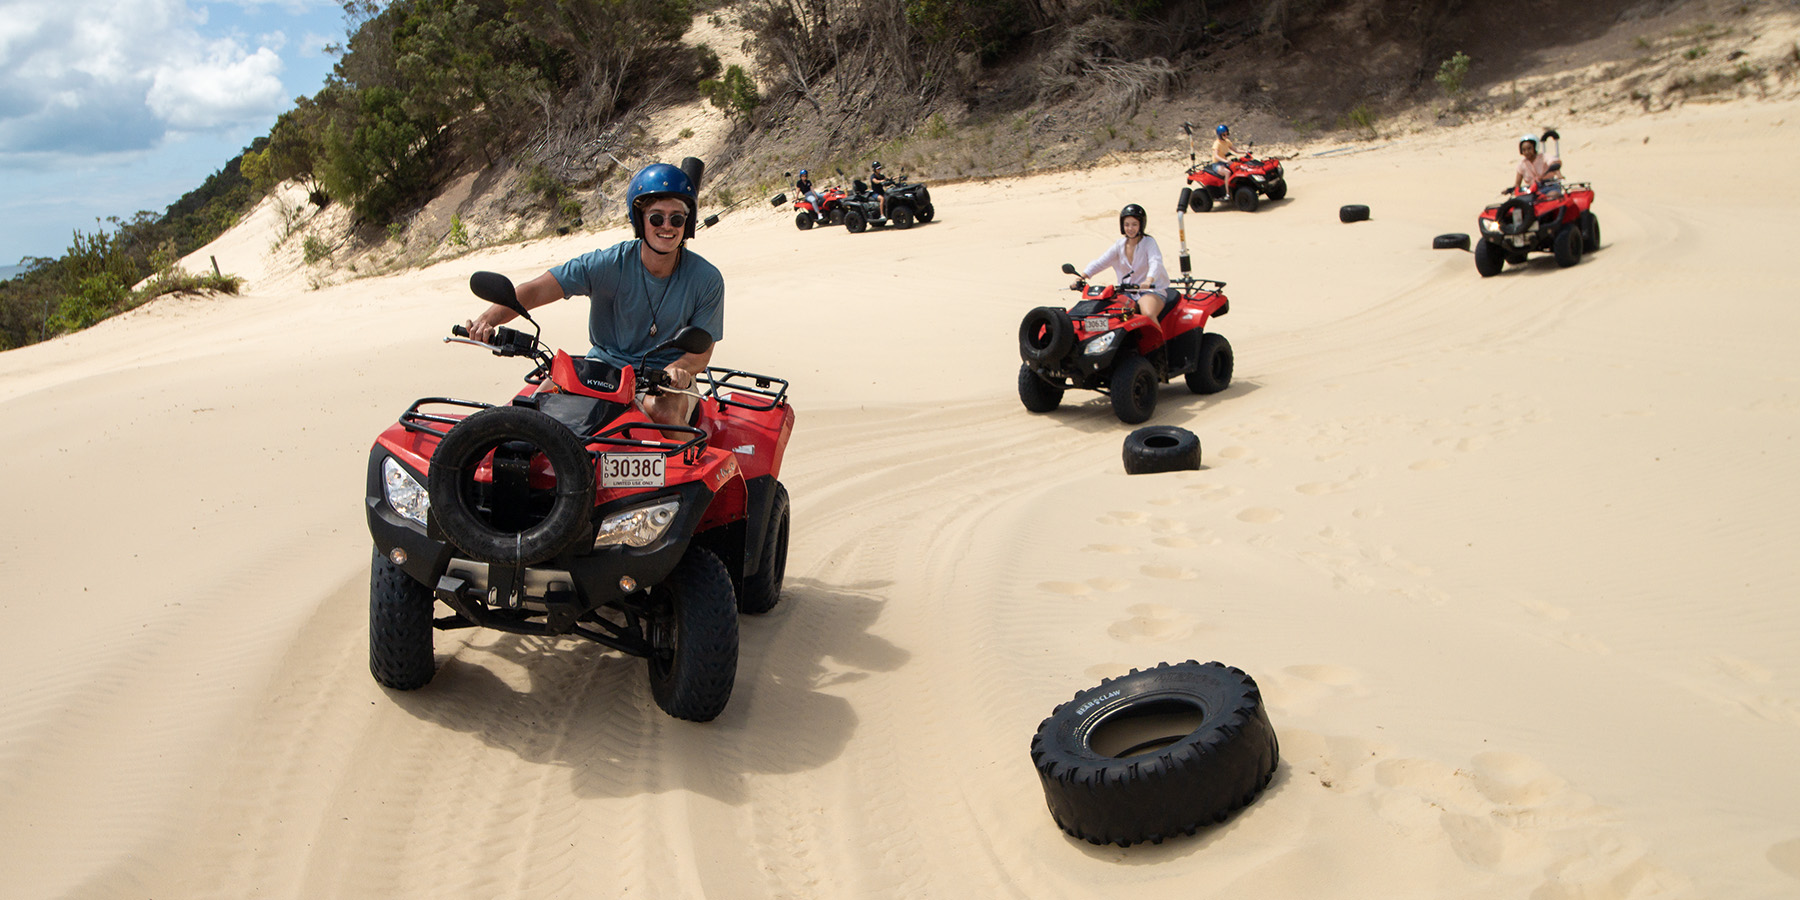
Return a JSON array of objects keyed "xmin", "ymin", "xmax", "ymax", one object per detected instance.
[
  {"xmin": 871, "ymin": 161, "xmax": 883, "ymax": 171},
  {"xmin": 1119, "ymin": 203, "xmax": 1147, "ymax": 235}
]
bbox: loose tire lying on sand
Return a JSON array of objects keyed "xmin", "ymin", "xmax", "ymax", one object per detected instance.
[
  {"xmin": 1123, "ymin": 426, "xmax": 1201, "ymax": 474},
  {"xmin": 1433, "ymin": 233, "xmax": 1471, "ymax": 250},
  {"xmin": 1031, "ymin": 661, "xmax": 1279, "ymax": 846},
  {"xmin": 1339, "ymin": 204, "xmax": 1370, "ymax": 223}
]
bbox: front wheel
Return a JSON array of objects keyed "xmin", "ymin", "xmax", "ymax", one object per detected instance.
[
  {"xmin": 646, "ymin": 546, "xmax": 739, "ymax": 722},
  {"xmin": 738, "ymin": 483, "xmax": 789, "ymax": 615},
  {"xmin": 1474, "ymin": 239, "xmax": 1503, "ymax": 277},
  {"xmin": 916, "ymin": 204, "xmax": 935, "ymax": 223},
  {"xmin": 794, "ymin": 212, "xmax": 814, "ymax": 230},
  {"xmin": 1184, "ymin": 333, "xmax": 1233, "ymax": 395},
  {"xmin": 1264, "ymin": 179, "xmax": 1287, "ymax": 201},
  {"xmin": 1109, "ymin": 354, "xmax": 1158, "ymax": 424},
  {"xmin": 1018, "ymin": 364, "xmax": 1066, "ymax": 413},
  {"xmin": 844, "ymin": 211, "xmax": 867, "ymax": 233},
  {"xmin": 369, "ymin": 548, "xmax": 436, "ymax": 690}
]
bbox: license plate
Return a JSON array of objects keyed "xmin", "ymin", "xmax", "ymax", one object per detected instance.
[
  {"xmin": 601, "ymin": 453, "xmax": 665, "ymax": 488},
  {"xmin": 1083, "ymin": 317, "xmax": 1108, "ymax": 331}
]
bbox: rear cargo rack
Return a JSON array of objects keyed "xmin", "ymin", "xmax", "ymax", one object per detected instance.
[{"xmin": 699, "ymin": 367, "xmax": 789, "ymax": 411}]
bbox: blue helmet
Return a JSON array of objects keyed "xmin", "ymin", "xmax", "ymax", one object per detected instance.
[
  {"xmin": 626, "ymin": 163, "xmax": 697, "ymax": 239},
  {"xmin": 1216, "ymin": 124, "xmax": 1230, "ymax": 137},
  {"xmin": 800, "ymin": 169, "xmax": 808, "ymax": 175}
]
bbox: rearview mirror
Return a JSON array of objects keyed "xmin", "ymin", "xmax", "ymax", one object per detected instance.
[
  {"xmin": 1061, "ymin": 263, "xmax": 1079, "ymax": 276},
  {"xmin": 658, "ymin": 326, "xmax": 714, "ymax": 357},
  {"xmin": 470, "ymin": 271, "xmax": 531, "ymax": 321}
]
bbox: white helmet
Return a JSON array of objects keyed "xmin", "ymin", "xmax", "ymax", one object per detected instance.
[{"xmin": 1517, "ymin": 134, "xmax": 1539, "ymax": 150}]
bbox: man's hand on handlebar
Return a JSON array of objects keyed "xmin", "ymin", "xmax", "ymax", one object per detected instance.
[{"xmin": 463, "ymin": 304, "xmax": 516, "ymax": 344}]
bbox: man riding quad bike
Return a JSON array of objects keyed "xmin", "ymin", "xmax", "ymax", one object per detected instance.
[
  {"xmin": 1016, "ymin": 189, "xmax": 1234, "ymax": 424},
  {"xmin": 1474, "ymin": 131, "xmax": 1599, "ymax": 276},
  {"xmin": 1183, "ymin": 123, "xmax": 1287, "ymax": 213},
  {"xmin": 363, "ymin": 272, "xmax": 795, "ymax": 722},
  {"xmin": 838, "ymin": 171, "xmax": 935, "ymax": 233}
]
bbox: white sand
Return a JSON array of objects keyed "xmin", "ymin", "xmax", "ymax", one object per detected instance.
[{"xmin": 2, "ymin": 95, "xmax": 1798, "ymax": 899}]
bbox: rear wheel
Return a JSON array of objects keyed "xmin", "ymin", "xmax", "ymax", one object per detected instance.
[
  {"xmin": 369, "ymin": 548, "xmax": 436, "ymax": 690},
  {"xmin": 794, "ymin": 212, "xmax": 813, "ymax": 230},
  {"xmin": 1189, "ymin": 188, "xmax": 1213, "ymax": 213},
  {"xmin": 1233, "ymin": 186, "xmax": 1260, "ymax": 213},
  {"xmin": 1474, "ymin": 239, "xmax": 1503, "ymax": 277},
  {"xmin": 738, "ymin": 483, "xmax": 789, "ymax": 615},
  {"xmin": 1553, "ymin": 225, "xmax": 1583, "ymax": 267},
  {"xmin": 890, "ymin": 205, "xmax": 915, "ymax": 229},
  {"xmin": 1580, "ymin": 211, "xmax": 1601, "ymax": 253},
  {"xmin": 1018, "ymin": 364, "xmax": 1066, "ymax": 413},
  {"xmin": 844, "ymin": 211, "xmax": 867, "ymax": 233},
  {"xmin": 1109, "ymin": 354, "xmax": 1158, "ymax": 424},
  {"xmin": 646, "ymin": 546, "xmax": 739, "ymax": 722},
  {"xmin": 1184, "ymin": 333, "xmax": 1233, "ymax": 394}
]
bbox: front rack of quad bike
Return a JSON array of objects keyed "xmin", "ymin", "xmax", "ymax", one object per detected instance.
[
  {"xmin": 395, "ymin": 397, "xmax": 707, "ymax": 463},
  {"xmin": 699, "ymin": 367, "xmax": 790, "ymax": 412}
]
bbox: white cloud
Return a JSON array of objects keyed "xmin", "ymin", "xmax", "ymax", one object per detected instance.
[
  {"xmin": 0, "ymin": 0, "xmax": 291, "ymax": 158},
  {"xmin": 148, "ymin": 43, "xmax": 286, "ymax": 130}
]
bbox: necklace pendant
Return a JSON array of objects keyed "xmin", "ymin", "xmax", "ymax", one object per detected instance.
[{"xmin": 649, "ymin": 323, "xmax": 658, "ymax": 336}]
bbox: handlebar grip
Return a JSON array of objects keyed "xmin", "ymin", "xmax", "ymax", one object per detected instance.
[{"xmin": 452, "ymin": 324, "xmax": 470, "ymax": 338}]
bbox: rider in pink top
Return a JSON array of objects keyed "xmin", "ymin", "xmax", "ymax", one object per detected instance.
[{"xmin": 1512, "ymin": 131, "xmax": 1563, "ymax": 195}]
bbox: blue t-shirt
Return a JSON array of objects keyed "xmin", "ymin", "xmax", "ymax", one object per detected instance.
[{"xmin": 549, "ymin": 240, "xmax": 725, "ymax": 370}]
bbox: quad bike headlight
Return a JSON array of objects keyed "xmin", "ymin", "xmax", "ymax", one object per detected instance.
[
  {"xmin": 382, "ymin": 457, "xmax": 430, "ymax": 527},
  {"xmin": 1480, "ymin": 219, "xmax": 1500, "ymax": 234},
  {"xmin": 594, "ymin": 498, "xmax": 681, "ymax": 549},
  {"xmin": 1084, "ymin": 331, "xmax": 1119, "ymax": 357}
]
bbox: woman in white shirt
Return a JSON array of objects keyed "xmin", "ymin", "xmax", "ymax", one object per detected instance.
[
  {"xmin": 1073, "ymin": 203, "xmax": 1171, "ymax": 318},
  {"xmin": 1512, "ymin": 130, "xmax": 1563, "ymax": 195}
]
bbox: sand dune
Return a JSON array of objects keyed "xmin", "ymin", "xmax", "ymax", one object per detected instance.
[{"xmin": 3, "ymin": 94, "xmax": 1799, "ymax": 899}]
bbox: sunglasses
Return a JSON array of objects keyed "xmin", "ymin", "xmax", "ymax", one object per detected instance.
[{"xmin": 644, "ymin": 211, "xmax": 688, "ymax": 228}]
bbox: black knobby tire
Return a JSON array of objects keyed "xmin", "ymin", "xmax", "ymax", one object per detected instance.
[
  {"xmin": 1553, "ymin": 224, "xmax": 1583, "ymax": 267},
  {"xmin": 646, "ymin": 546, "xmax": 739, "ymax": 721},
  {"xmin": 1496, "ymin": 197, "xmax": 1536, "ymax": 235},
  {"xmin": 1109, "ymin": 354, "xmax": 1158, "ymax": 424},
  {"xmin": 370, "ymin": 547, "xmax": 437, "ymax": 690},
  {"xmin": 1184, "ymin": 333, "xmax": 1233, "ymax": 395},
  {"xmin": 1474, "ymin": 239, "xmax": 1504, "ymax": 277},
  {"xmin": 916, "ymin": 204, "xmax": 935, "ymax": 223},
  {"xmin": 1019, "ymin": 307, "xmax": 1075, "ymax": 365},
  {"xmin": 1233, "ymin": 186, "xmax": 1260, "ymax": 213},
  {"xmin": 1189, "ymin": 188, "xmax": 1213, "ymax": 213},
  {"xmin": 1433, "ymin": 233, "xmax": 1471, "ymax": 251},
  {"xmin": 1031, "ymin": 660, "xmax": 1279, "ymax": 847},
  {"xmin": 1018, "ymin": 364, "xmax": 1066, "ymax": 413},
  {"xmin": 794, "ymin": 212, "xmax": 813, "ymax": 231},
  {"xmin": 1580, "ymin": 211, "xmax": 1601, "ymax": 253},
  {"xmin": 1264, "ymin": 179, "xmax": 1288, "ymax": 201},
  {"xmin": 1123, "ymin": 426, "xmax": 1201, "ymax": 475},
  {"xmin": 738, "ymin": 483, "xmax": 789, "ymax": 615},
  {"xmin": 844, "ymin": 211, "xmax": 867, "ymax": 233},
  {"xmin": 427, "ymin": 406, "xmax": 595, "ymax": 566},
  {"xmin": 890, "ymin": 205, "xmax": 915, "ymax": 229},
  {"xmin": 1339, "ymin": 204, "xmax": 1369, "ymax": 223}
]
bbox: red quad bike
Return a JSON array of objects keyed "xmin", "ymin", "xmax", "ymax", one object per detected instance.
[
  {"xmin": 790, "ymin": 185, "xmax": 846, "ymax": 230},
  {"xmin": 1182, "ymin": 124, "xmax": 1287, "ymax": 213},
  {"xmin": 1016, "ymin": 188, "xmax": 1234, "ymax": 424},
  {"xmin": 363, "ymin": 272, "xmax": 795, "ymax": 722},
  {"xmin": 1473, "ymin": 179, "xmax": 1599, "ymax": 276}
]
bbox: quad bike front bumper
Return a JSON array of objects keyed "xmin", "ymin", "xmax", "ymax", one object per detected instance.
[{"xmin": 365, "ymin": 447, "xmax": 714, "ymax": 639}]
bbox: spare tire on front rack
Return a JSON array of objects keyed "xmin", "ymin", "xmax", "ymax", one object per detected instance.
[{"xmin": 427, "ymin": 405, "xmax": 595, "ymax": 566}]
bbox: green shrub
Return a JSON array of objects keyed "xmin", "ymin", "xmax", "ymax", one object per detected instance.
[
  {"xmin": 50, "ymin": 274, "xmax": 128, "ymax": 333},
  {"xmin": 448, "ymin": 215, "xmax": 469, "ymax": 247},
  {"xmin": 303, "ymin": 235, "xmax": 331, "ymax": 264},
  {"xmin": 698, "ymin": 65, "xmax": 759, "ymax": 119},
  {"xmin": 1435, "ymin": 51, "xmax": 1471, "ymax": 97}
]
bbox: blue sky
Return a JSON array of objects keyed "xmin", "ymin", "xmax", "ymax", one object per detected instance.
[{"xmin": 0, "ymin": 0, "xmax": 350, "ymax": 265}]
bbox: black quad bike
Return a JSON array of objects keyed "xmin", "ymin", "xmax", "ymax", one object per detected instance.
[
  {"xmin": 1017, "ymin": 188, "xmax": 1234, "ymax": 424},
  {"xmin": 840, "ymin": 175, "xmax": 935, "ymax": 233},
  {"xmin": 364, "ymin": 270, "xmax": 795, "ymax": 722}
]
